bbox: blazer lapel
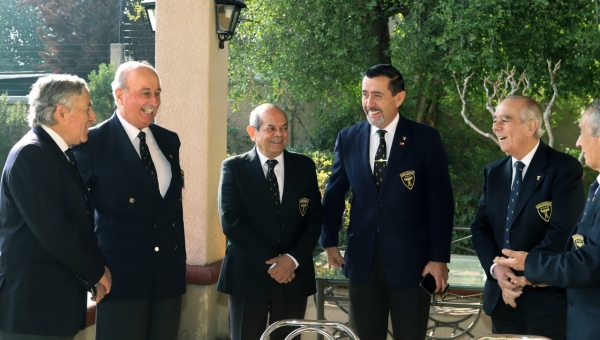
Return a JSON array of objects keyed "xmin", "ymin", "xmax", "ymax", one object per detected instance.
[
  {"xmin": 511, "ymin": 143, "xmax": 547, "ymax": 225},
  {"xmin": 281, "ymin": 150, "xmax": 295, "ymax": 206},
  {"xmin": 108, "ymin": 115, "xmax": 162, "ymax": 199},
  {"xmin": 383, "ymin": 115, "xmax": 410, "ymax": 189},
  {"xmin": 355, "ymin": 122, "xmax": 376, "ymax": 189},
  {"xmin": 33, "ymin": 126, "xmax": 91, "ymax": 202},
  {"xmin": 490, "ymin": 157, "xmax": 513, "ymax": 221},
  {"xmin": 246, "ymin": 148, "xmax": 278, "ymax": 213},
  {"xmin": 149, "ymin": 124, "xmax": 179, "ymax": 200}
]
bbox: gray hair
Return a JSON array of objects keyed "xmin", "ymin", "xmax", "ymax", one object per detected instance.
[
  {"xmin": 111, "ymin": 60, "xmax": 157, "ymax": 106},
  {"xmin": 584, "ymin": 99, "xmax": 600, "ymax": 137},
  {"xmin": 27, "ymin": 74, "xmax": 89, "ymax": 127},
  {"xmin": 505, "ymin": 95, "xmax": 546, "ymax": 139},
  {"xmin": 249, "ymin": 103, "xmax": 279, "ymax": 131}
]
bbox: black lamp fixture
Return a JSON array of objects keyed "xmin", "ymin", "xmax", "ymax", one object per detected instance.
[
  {"xmin": 141, "ymin": 0, "xmax": 156, "ymax": 32},
  {"xmin": 215, "ymin": 0, "xmax": 247, "ymax": 49}
]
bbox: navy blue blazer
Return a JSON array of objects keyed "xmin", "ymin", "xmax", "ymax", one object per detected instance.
[
  {"xmin": 217, "ymin": 148, "xmax": 324, "ymax": 299},
  {"xmin": 525, "ymin": 184, "xmax": 600, "ymax": 339},
  {"xmin": 320, "ymin": 116, "xmax": 454, "ymax": 288},
  {"xmin": 0, "ymin": 127, "xmax": 104, "ymax": 336},
  {"xmin": 74, "ymin": 113, "xmax": 186, "ymax": 301},
  {"xmin": 471, "ymin": 142, "xmax": 584, "ymax": 316}
]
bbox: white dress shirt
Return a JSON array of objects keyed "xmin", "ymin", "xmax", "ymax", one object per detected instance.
[
  {"xmin": 256, "ymin": 149, "xmax": 284, "ymax": 202},
  {"xmin": 255, "ymin": 148, "xmax": 297, "ymax": 269},
  {"xmin": 41, "ymin": 125, "xmax": 70, "ymax": 159},
  {"xmin": 116, "ymin": 113, "xmax": 171, "ymax": 197},
  {"xmin": 369, "ymin": 113, "xmax": 400, "ymax": 172}
]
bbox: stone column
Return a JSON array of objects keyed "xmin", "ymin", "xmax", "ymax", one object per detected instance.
[
  {"xmin": 155, "ymin": 1, "xmax": 229, "ymax": 339},
  {"xmin": 109, "ymin": 43, "xmax": 125, "ymax": 69}
]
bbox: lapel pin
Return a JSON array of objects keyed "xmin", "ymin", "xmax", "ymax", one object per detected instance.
[
  {"xmin": 537, "ymin": 176, "xmax": 541, "ymax": 180},
  {"xmin": 169, "ymin": 155, "xmax": 173, "ymax": 159},
  {"xmin": 403, "ymin": 136, "xmax": 407, "ymax": 140},
  {"xmin": 399, "ymin": 142, "xmax": 405, "ymax": 146}
]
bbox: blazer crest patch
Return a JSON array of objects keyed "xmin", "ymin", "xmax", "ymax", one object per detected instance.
[
  {"xmin": 299, "ymin": 198, "xmax": 309, "ymax": 216},
  {"xmin": 535, "ymin": 201, "xmax": 552, "ymax": 222},
  {"xmin": 572, "ymin": 234, "xmax": 585, "ymax": 249},
  {"xmin": 400, "ymin": 170, "xmax": 415, "ymax": 190}
]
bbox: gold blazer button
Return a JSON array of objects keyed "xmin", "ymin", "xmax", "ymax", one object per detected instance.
[{"xmin": 129, "ymin": 198, "xmax": 135, "ymax": 203}]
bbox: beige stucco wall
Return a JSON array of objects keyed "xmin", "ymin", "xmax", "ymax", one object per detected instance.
[{"xmin": 155, "ymin": 1, "xmax": 228, "ymax": 339}]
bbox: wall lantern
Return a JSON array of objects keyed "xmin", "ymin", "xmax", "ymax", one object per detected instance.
[
  {"xmin": 141, "ymin": 0, "xmax": 156, "ymax": 32},
  {"xmin": 215, "ymin": 0, "xmax": 247, "ymax": 49}
]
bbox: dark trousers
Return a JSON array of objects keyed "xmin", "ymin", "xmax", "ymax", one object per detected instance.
[
  {"xmin": 95, "ymin": 296, "xmax": 182, "ymax": 340},
  {"xmin": 0, "ymin": 331, "xmax": 73, "ymax": 340},
  {"xmin": 228, "ymin": 283, "xmax": 307, "ymax": 340},
  {"xmin": 349, "ymin": 241, "xmax": 431, "ymax": 340},
  {"xmin": 491, "ymin": 290, "xmax": 566, "ymax": 340}
]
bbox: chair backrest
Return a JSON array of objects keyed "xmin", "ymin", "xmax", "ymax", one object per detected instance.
[
  {"xmin": 259, "ymin": 319, "xmax": 360, "ymax": 340},
  {"xmin": 474, "ymin": 334, "xmax": 551, "ymax": 340}
]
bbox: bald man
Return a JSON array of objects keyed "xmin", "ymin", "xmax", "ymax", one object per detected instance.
[{"xmin": 217, "ymin": 103, "xmax": 324, "ymax": 340}]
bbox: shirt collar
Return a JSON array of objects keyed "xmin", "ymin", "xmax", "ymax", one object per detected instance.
[
  {"xmin": 116, "ymin": 111, "xmax": 153, "ymax": 142},
  {"xmin": 256, "ymin": 147, "xmax": 284, "ymax": 166},
  {"xmin": 511, "ymin": 140, "xmax": 540, "ymax": 168},
  {"xmin": 40, "ymin": 124, "xmax": 69, "ymax": 152},
  {"xmin": 370, "ymin": 112, "xmax": 400, "ymax": 137}
]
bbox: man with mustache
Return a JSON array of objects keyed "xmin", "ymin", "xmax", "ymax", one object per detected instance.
[
  {"xmin": 217, "ymin": 103, "xmax": 323, "ymax": 340},
  {"xmin": 73, "ymin": 61, "xmax": 186, "ymax": 340},
  {"xmin": 495, "ymin": 100, "xmax": 600, "ymax": 339},
  {"xmin": 470, "ymin": 96, "xmax": 584, "ymax": 339},
  {"xmin": 321, "ymin": 64, "xmax": 454, "ymax": 339},
  {"xmin": 0, "ymin": 74, "xmax": 111, "ymax": 339}
]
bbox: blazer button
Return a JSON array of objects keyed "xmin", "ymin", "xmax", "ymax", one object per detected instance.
[
  {"xmin": 129, "ymin": 198, "xmax": 135, "ymax": 203},
  {"xmin": 155, "ymin": 247, "xmax": 160, "ymax": 252}
]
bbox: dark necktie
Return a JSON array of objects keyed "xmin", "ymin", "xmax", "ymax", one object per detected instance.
[
  {"xmin": 581, "ymin": 180, "xmax": 599, "ymax": 221},
  {"xmin": 374, "ymin": 130, "xmax": 387, "ymax": 189},
  {"xmin": 65, "ymin": 149, "xmax": 77, "ymax": 168},
  {"xmin": 266, "ymin": 159, "xmax": 281, "ymax": 209},
  {"xmin": 65, "ymin": 149, "xmax": 89, "ymax": 202},
  {"xmin": 138, "ymin": 131, "xmax": 159, "ymax": 189},
  {"xmin": 504, "ymin": 161, "xmax": 525, "ymax": 249}
]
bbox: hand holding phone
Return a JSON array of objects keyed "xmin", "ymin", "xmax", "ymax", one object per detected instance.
[{"xmin": 420, "ymin": 273, "xmax": 449, "ymax": 296}]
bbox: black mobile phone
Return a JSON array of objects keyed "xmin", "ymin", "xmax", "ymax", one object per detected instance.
[{"xmin": 419, "ymin": 273, "xmax": 449, "ymax": 296}]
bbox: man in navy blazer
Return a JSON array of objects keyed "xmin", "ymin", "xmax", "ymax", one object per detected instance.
[
  {"xmin": 471, "ymin": 96, "xmax": 584, "ymax": 339},
  {"xmin": 320, "ymin": 64, "xmax": 454, "ymax": 339},
  {"xmin": 73, "ymin": 61, "xmax": 186, "ymax": 340},
  {"xmin": 0, "ymin": 74, "xmax": 111, "ymax": 339},
  {"xmin": 217, "ymin": 103, "xmax": 323, "ymax": 340},
  {"xmin": 496, "ymin": 99, "xmax": 600, "ymax": 340}
]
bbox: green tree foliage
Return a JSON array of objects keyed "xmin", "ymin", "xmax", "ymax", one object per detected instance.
[
  {"xmin": 390, "ymin": 0, "xmax": 600, "ymax": 125},
  {"xmin": 0, "ymin": 94, "xmax": 29, "ymax": 167},
  {"xmin": 229, "ymin": 0, "xmax": 599, "ymax": 250},
  {"xmin": 0, "ymin": 0, "xmax": 45, "ymax": 72},
  {"xmin": 229, "ymin": 0, "xmax": 390, "ymax": 150},
  {"xmin": 88, "ymin": 62, "xmax": 117, "ymax": 124},
  {"xmin": 19, "ymin": 0, "xmax": 120, "ymax": 78}
]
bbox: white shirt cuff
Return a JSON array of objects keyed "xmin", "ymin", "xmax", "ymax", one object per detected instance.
[
  {"xmin": 268, "ymin": 254, "xmax": 299, "ymax": 269},
  {"xmin": 490, "ymin": 263, "xmax": 498, "ymax": 280}
]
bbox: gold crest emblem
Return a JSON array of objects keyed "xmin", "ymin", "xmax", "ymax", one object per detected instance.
[
  {"xmin": 400, "ymin": 171, "xmax": 415, "ymax": 190},
  {"xmin": 535, "ymin": 201, "xmax": 552, "ymax": 222},
  {"xmin": 299, "ymin": 198, "xmax": 309, "ymax": 216},
  {"xmin": 572, "ymin": 234, "xmax": 585, "ymax": 249}
]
